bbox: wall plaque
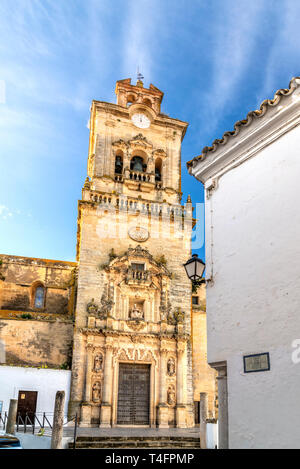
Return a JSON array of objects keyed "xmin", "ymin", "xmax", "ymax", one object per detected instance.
[
  {"xmin": 243, "ymin": 353, "xmax": 270, "ymax": 373},
  {"xmin": 128, "ymin": 226, "xmax": 149, "ymax": 242}
]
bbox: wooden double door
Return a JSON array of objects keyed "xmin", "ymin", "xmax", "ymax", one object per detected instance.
[{"xmin": 117, "ymin": 363, "xmax": 150, "ymax": 425}]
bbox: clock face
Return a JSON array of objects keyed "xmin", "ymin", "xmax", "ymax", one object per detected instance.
[{"xmin": 131, "ymin": 113, "xmax": 150, "ymax": 129}]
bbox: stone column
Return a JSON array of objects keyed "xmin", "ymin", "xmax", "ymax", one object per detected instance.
[
  {"xmin": 200, "ymin": 392, "xmax": 208, "ymax": 449},
  {"xmin": 100, "ymin": 344, "xmax": 113, "ymax": 428},
  {"xmin": 158, "ymin": 348, "xmax": 169, "ymax": 428},
  {"xmin": 6, "ymin": 399, "xmax": 18, "ymax": 435},
  {"xmin": 176, "ymin": 343, "xmax": 187, "ymax": 428},
  {"xmin": 51, "ymin": 391, "xmax": 65, "ymax": 450},
  {"xmin": 80, "ymin": 344, "xmax": 93, "ymax": 427},
  {"xmin": 215, "ymin": 363, "xmax": 228, "ymax": 449}
]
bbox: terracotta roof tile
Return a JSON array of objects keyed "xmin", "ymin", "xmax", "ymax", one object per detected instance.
[{"xmin": 187, "ymin": 76, "xmax": 300, "ymax": 169}]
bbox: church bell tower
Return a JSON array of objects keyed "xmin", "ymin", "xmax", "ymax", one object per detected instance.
[{"xmin": 69, "ymin": 78, "xmax": 195, "ymax": 428}]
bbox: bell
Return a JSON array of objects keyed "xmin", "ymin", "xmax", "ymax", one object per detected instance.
[
  {"xmin": 131, "ymin": 157, "xmax": 144, "ymax": 172},
  {"xmin": 115, "ymin": 156, "xmax": 123, "ymax": 174},
  {"xmin": 155, "ymin": 168, "xmax": 161, "ymax": 181}
]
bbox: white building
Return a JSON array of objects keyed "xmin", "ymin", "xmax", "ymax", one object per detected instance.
[
  {"xmin": 0, "ymin": 366, "xmax": 71, "ymax": 425},
  {"xmin": 188, "ymin": 77, "xmax": 300, "ymax": 449}
]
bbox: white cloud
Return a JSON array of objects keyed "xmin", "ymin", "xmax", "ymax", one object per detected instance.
[
  {"xmin": 121, "ymin": 0, "xmax": 163, "ymax": 82},
  {"xmin": 201, "ymin": 0, "xmax": 268, "ymax": 134},
  {"xmin": 256, "ymin": 0, "xmax": 300, "ymax": 104},
  {"xmin": 0, "ymin": 205, "xmax": 13, "ymax": 220}
]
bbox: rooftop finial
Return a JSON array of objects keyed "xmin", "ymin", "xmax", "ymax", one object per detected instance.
[{"xmin": 137, "ymin": 66, "xmax": 144, "ymax": 87}]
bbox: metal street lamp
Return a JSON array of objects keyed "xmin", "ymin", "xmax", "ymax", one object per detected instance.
[{"xmin": 183, "ymin": 254, "xmax": 205, "ymax": 282}]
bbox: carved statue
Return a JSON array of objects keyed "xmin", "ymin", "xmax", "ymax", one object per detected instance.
[
  {"xmin": 167, "ymin": 386, "xmax": 176, "ymax": 406},
  {"xmin": 93, "ymin": 354, "xmax": 103, "ymax": 372},
  {"xmin": 167, "ymin": 358, "xmax": 176, "ymax": 376},
  {"xmin": 92, "ymin": 381, "xmax": 101, "ymax": 403},
  {"xmin": 129, "ymin": 303, "xmax": 144, "ymax": 320}
]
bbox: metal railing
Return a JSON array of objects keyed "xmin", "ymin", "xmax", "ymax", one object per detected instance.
[
  {"xmin": 1, "ymin": 411, "xmax": 78, "ymax": 449},
  {"xmin": 0, "ymin": 411, "xmax": 8, "ymax": 429}
]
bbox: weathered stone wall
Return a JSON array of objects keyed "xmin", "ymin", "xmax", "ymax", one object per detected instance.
[
  {"xmin": 0, "ymin": 319, "xmax": 73, "ymax": 368},
  {"xmin": 0, "ymin": 255, "xmax": 76, "ymax": 369},
  {"xmin": 0, "ymin": 255, "xmax": 76, "ymax": 316}
]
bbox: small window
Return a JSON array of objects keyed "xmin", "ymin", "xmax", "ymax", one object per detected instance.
[
  {"xmin": 131, "ymin": 263, "xmax": 145, "ymax": 271},
  {"xmin": 34, "ymin": 286, "xmax": 45, "ymax": 308},
  {"xmin": 192, "ymin": 296, "xmax": 199, "ymax": 305}
]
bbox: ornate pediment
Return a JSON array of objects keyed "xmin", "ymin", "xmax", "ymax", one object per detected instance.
[
  {"xmin": 152, "ymin": 149, "xmax": 167, "ymax": 159},
  {"xmin": 112, "ymin": 139, "xmax": 129, "ymax": 151},
  {"xmin": 128, "ymin": 134, "xmax": 153, "ymax": 151},
  {"xmin": 108, "ymin": 245, "xmax": 170, "ymax": 277}
]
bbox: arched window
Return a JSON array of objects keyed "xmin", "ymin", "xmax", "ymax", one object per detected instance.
[
  {"xmin": 115, "ymin": 153, "xmax": 123, "ymax": 174},
  {"xmin": 143, "ymin": 98, "xmax": 152, "ymax": 108},
  {"xmin": 34, "ymin": 285, "xmax": 45, "ymax": 308},
  {"xmin": 126, "ymin": 94, "xmax": 136, "ymax": 107},
  {"xmin": 155, "ymin": 158, "xmax": 162, "ymax": 182}
]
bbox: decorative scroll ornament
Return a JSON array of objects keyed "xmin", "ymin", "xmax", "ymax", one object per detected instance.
[
  {"xmin": 87, "ymin": 298, "xmax": 98, "ymax": 315},
  {"xmin": 174, "ymin": 308, "xmax": 185, "ymax": 324},
  {"xmin": 126, "ymin": 319, "xmax": 146, "ymax": 331},
  {"xmin": 128, "ymin": 226, "xmax": 149, "ymax": 242},
  {"xmin": 167, "ymin": 307, "xmax": 185, "ymax": 325}
]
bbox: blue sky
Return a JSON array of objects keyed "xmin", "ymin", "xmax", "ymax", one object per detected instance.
[{"xmin": 0, "ymin": 0, "xmax": 300, "ymax": 262}]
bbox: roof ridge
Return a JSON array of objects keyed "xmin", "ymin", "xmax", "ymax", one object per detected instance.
[{"xmin": 187, "ymin": 76, "xmax": 300, "ymax": 168}]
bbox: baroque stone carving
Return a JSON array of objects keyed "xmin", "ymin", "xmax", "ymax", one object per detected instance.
[
  {"xmin": 160, "ymin": 299, "xmax": 172, "ymax": 322},
  {"xmin": 167, "ymin": 307, "xmax": 185, "ymax": 325},
  {"xmin": 126, "ymin": 319, "xmax": 146, "ymax": 331},
  {"xmin": 167, "ymin": 358, "xmax": 176, "ymax": 376},
  {"xmin": 128, "ymin": 226, "xmax": 149, "ymax": 242},
  {"xmin": 99, "ymin": 292, "xmax": 114, "ymax": 318},
  {"xmin": 92, "ymin": 381, "xmax": 101, "ymax": 403},
  {"xmin": 86, "ymin": 291, "xmax": 114, "ymax": 319},
  {"xmin": 87, "ymin": 298, "xmax": 98, "ymax": 315}
]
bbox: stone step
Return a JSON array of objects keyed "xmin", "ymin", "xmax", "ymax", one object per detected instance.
[
  {"xmin": 75, "ymin": 436, "xmax": 199, "ymax": 442},
  {"xmin": 70, "ymin": 437, "xmax": 200, "ymax": 449}
]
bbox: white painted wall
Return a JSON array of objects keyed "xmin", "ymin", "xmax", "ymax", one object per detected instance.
[
  {"xmin": 202, "ymin": 123, "xmax": 300, "ymax": 448},
  {"xmin": 207, "ymin": 422, "xmax": 218, "ymax": 449},
  {"xmin": 0, "ymin": 366, "xmax": 71, "ymax": 420}
]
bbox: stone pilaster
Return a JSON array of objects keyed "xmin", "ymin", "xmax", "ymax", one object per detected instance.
[
  {"xmin": 100, "ymin": 344, "xmax": 114, "ymax": 428},
  {"xmin": 176, "ymin": 341, "xmax": 187, "ymax": 428},
  {"xmin": 158, "ymin": 348, "xmax": 169, "ymax": 428},
  {"xmin": 80, "ymin": 344, "xmax": 93, "ymax": 427}
]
